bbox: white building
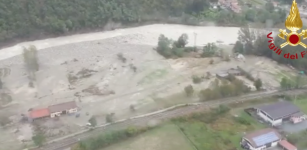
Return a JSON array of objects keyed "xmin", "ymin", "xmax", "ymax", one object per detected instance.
[
  {"xmin": 241, "ymin": 128, "xmax": 282, "ymax": 150},
  {"xmin": 48, "ymin": 101, "xmax": 78, "ymax": 118},
  {"xmin": 256, "ymin": 101, "xmax": 303, "ymax": 126}
]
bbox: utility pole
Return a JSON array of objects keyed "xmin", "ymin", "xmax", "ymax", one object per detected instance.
[{"xmin": 194, "ymin": 32, "xmax": 197, "ymax": 51}]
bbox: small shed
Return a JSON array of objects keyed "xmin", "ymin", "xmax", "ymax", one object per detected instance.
[
  {"xmin": 279, "ymin": 140, "xmax": 297, "ymax": 150},
  {"xmin": 290, "ymin": 112, "xmax": 307, "ymax": 124}
]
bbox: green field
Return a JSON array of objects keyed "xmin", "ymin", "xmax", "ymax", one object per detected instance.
[
  {"xmin": 173, "ymin": 110, "xmax": 264, "ymax": 150},
  {"xmin": 101, "ymin": 124, "xmax": 194, "ymax": 150},
  {"xmin": 293, "ymin": 98, "xmax": 307, "ymax": 113}
]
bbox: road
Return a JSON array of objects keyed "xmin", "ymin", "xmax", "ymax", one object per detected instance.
[{"xmin": 32, "ymin": 88, "xmax": 307, "ymax": 150}]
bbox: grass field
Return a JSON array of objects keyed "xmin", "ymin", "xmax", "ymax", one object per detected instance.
[
  {"xmin": 293, "ymin": 97, "xmax": 307, "ymax": 113},
  {"xmin": 101, "ymin": 124, "xmax": 194, "ymax": 150},
  {"xmin": 172, "ymin": 104, "xmax": 265, "ymax": 150}
]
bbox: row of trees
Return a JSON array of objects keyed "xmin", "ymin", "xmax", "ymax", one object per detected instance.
[
  {"xmin": 199, "ymin": 78, "xmax": 251, "ymax": 101},
  {"xmin": 156, "ymin": 34, "xmax": 221, "ymax": 58}
]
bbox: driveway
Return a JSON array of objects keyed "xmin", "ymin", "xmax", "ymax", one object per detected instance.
[{"xmin": 280, "ymin": 120, "xmax": 307, "ymax": 133}]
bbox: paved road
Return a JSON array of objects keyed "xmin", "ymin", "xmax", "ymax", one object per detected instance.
[{"xmin": 32, "ymin": 89, "xmax": 307, "ymax": 150}]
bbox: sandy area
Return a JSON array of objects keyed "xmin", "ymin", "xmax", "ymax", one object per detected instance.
[
  {"xmin": 0, "ymin": 24, "xmax": 289, "ymax": 150},
  {"xmin": 0, "ymin": 24, "xmax": 243, "ymax": 61}
]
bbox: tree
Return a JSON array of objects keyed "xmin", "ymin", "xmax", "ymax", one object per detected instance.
[
  {"xmin": 245, "ymin": 9, "xmax": 256, "ymax": 22},
  {"xmin": 32, "ymin": 132, "xmax": 46, "ymax": 147},
  {"xmin": 23, "ymin": 45, "xmax": 39, "ymax": 82},
  {"xmin": 254, "ymin": 79, "xmax": 262, "ymax": 91},
  {"xmin": 233, "ymin": 41, "xmax": 244, "ymax": 54},
  {"xmin": 156, "ymin": 34, "xmax": 172, "ymax": 58},
  {"xmin": 88, "ymin": 116, "xmax": 97, "ymax": 127},
  {"xmin": 175, "ymin": 33, "xmax": 188, "ymax": 48},
  {"xmin": 0, "ymin": 79, "xmax": 2, "ymax": 89},
  {"xmin": 280, "ymin": 77, "xmax": 291, "ymax": 89},
  {"xmin": 202, "ymin": 43, "xmax": 217, "ymax": 57},
  {"xmin": 265, "ymin": 2, "xmax": 275, "ymax": 13},
  {"xmin": 184, "ymin": 85, "xmax": 194, "ymax": 96},
  {"xmin": 237, "ymin": 27, "xmax": 257, "ymax": 54}
]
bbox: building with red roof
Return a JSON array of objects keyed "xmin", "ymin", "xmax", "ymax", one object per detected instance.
[
  {"xmin": 279, "ymin": 140, "xmax": 297, "ymax": 150},
  {"xmin": 29, "ymin": 108, "xmax": 50, "ymax": 119}
]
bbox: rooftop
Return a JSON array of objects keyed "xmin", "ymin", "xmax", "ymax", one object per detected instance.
[
  {"xmin": 48, "ymin": 101, "xmax": 77, "ymax": 113},
  {"xmin": 279, "ymin": 140, "xmax": 297, "ymax": 150},
  {"xmin": 244, "ymin": 128, "xmax": 282, "ymax": 148},
  {"xmin": 256, "ymin": 101, "xmax": 300, "ymax": 120},
  {"xmin": 291, "ymin": 111, "xmax": 305, "ymax": 117},
  {"xmin": 29, "ymin": 108, "xmax": 50, "ymax": 119}
]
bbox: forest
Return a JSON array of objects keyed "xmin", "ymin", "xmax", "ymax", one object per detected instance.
[{"xmin": 0, "ymin": 0, "xmax": 288, "ymax": 47}]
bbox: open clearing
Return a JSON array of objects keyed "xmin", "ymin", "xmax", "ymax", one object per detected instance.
[
  {"xmin": 0, "ymin": 24, "xmax": 295, "ymax": 149},
  {"xmin": 101, "ymin": 124, "xmax": 194, "ymax": 150}
]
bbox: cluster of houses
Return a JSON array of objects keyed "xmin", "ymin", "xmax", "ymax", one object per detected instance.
[
  {"xmin": 241, "ymin": 101, "xmax": 307, "ymax": 150},
  {"xmin": 28, "ymin": 101, "xmax": 78, "ymax": 120}
]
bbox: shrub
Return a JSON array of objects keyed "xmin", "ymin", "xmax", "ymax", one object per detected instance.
[
  {"xmin": 234, "ymin": 116, "xmax": 251, "ymax": 125},
  {"xmin": 184, "ymin": 85, "xmax": 194, "ymax": 96},
  {"xmin": 192, "ymin": 75, "xmax": 202, "ymax": 84},
  {"xmin": 117, "ymin": 53, "xmax": 127, "ymax": 63}
]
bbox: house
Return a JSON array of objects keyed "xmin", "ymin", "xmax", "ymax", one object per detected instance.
[
  {"xmin": 29, "ymin": 108, "xmax": 50, "ymax": 120},
  {"xmin": 290, "ymin": 112, "xmax": 307, "ymax": 124},
  {"xmin": 279, "ymin": 140, "xmax": 297, "ymax": 150},
  {"xmin": 241, "ymin": 128, "xmax": 282, "ymax": 150},
  {"xmin": 255, "ymin": 101, "xmax": 304, "ymax": 126},
  {"xmin": 48, "ymin": 101, "xmax": 78, "ymax": 118}
]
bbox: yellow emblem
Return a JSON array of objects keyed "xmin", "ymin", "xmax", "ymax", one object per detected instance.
[{"xmin": 278, "ymin": 0, "xmax": 307, "ymax": 48}]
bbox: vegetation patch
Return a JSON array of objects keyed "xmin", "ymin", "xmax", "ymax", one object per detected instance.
[
  {"xmin": 99, "ymin": 124, "xmax": 194, "ymax": 150},
  {"xmin": 199, "ymin": 78, "xmax": 250, "ymax": 101},
  {"xmin": 72, "ymin": 126, "xmax": 153, "ymax": 150},
  {"xmin": 138, "ymin": 69, "xmax": 168, "ymax": 85},
  {"xmin": 172, "ymin": 105, "xmax": 263, "ymax": 150}
]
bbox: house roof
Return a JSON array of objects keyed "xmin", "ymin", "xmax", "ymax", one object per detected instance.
[
  {"xmin": 29, "ymin": 108, "xmax": 50, "ymax": 119},
  {"xmin": 48, "ymin": 101, "xmax": 77, "ymax": 113},
  {"xmin": 291, "ymin": 111, "xmax": 305, "ymax": 117},
  {"xmin": 243, "ymin": 128, "xmax": 282, "ymax": 148},
  {"xmin": 256, "ymin": 101, "xmax": 300, "ymax": 120},
  {"xmin": 279, "ymin": 140, "xmax": 297, "ymax": 150}
]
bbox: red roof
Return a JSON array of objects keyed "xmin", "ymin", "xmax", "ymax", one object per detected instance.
[
  {"xmin": 29, "ymin": 108, "xmax": 50, "ymax": 119},
  {"xmin": 279, "ymin": 140, "xmax": 297, "ymax": 150}
]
